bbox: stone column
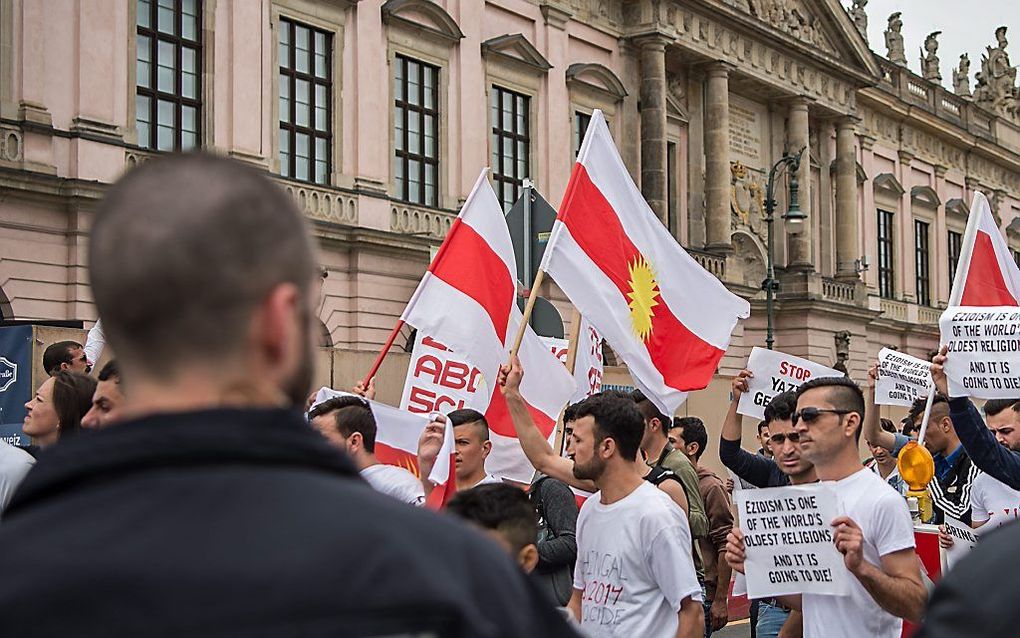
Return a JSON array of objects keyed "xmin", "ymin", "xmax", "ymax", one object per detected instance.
[
  {"xmin": 705, "ymin": 63, "xmax": 732, "ymax": 252},
  {"xmin": 834, "ymin": 117, "xmax": 859, "ymax": 280},
  {"xmin": 637, "ymin": 34, "xmax": 670, "ymax": 225},
  {"xmin": 787, "ymin": 97, "xmax": 812, "ymax": 270}
]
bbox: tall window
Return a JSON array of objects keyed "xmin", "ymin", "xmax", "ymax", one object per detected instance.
[
  {"xmin": 667, "ymin": 141, "xmax": 677, "ymax": 237},
  {"xmin": 394, "ymin": 56, "xmax": 440, "ymax": 206},
  {"xmin": 136, "ymin": 0, "xmax": 202, "ymax": 151},
  {"xmin": 877, "ymin": 210, "xmax": 895, "ymax": 299},
  {"xmin": 491, "ymin": 86, "xmax": 530, "ymax": 211},
  {"xmin": 279, "ymin": 19, "xmax": 332, "ymax": 184},
  {"xmin": 573, "ymin": 111, "xmax": 591, "ymax": 158},
  {"xmin": 1013, "ymin": 249, "xmax": 1020, "ymax": 271},
  {"xmin": 948, "ymin": 230, "xmax": 963, "ymax": 289},
  {"xmin": 915, "ymin": 220, "xmax": 931, "ymax": 306}
]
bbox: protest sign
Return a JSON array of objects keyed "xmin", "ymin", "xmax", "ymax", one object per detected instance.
[
  {"xmin": 939, "ymin": 307, "xmax": 1020, "ymax": 399},
  {"xmin": 876, "ymin": 348, "xmax": 932, "ymax": 407},
  {"xmin": 737, "ymin": 347, "xmax": 842, "ymax": 420},
  {"xmin": 735, "ymin": 483, "xmax": 849, "ymax": 598},
  {"xmin": 941, "ymin": 516, "xmax": 979, "ymax": 570},
  {"xmin": 399, "ymin": 335, "xmax": 489, "ymax": 415}
]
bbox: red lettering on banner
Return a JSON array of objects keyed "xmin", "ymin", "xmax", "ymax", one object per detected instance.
[
  {"xmin": 434, "ymin": 394, "xmax": 464, "ymax": 413},
  {"xmin": 421, "ymin": 336, "xmax": 450, "ymax": 351},
  {"xmin": 407, "ymin": 386, "xmax": 468, "ymax": 414},
  {"xmin": 414, "ymin": 355, "xmax": 444, "ymax": 384},
  {"xmin": 440, "ymin": 361, "xmax": 471, "ymax": 389},
  {"xmin": 779, "ymin": 361, "xmax": 812, "ymax": 381},
  {"xmin": 466, "ymin": 368, "xmax": 483, "ymax": 393}
]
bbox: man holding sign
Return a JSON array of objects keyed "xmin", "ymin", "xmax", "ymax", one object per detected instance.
[{"xmin": 727, "ymin": 377, "xmax": 926, "ymax": 638}]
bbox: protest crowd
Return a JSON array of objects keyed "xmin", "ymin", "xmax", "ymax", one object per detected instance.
[{"xmin": 3, "ymin": 115, "xmax": 1020, "ymax": 638}]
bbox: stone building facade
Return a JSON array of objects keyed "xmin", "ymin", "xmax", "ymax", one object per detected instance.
[{"xmin": 1, "ymin": 0, "xmax": 1019, "ymax": 403}]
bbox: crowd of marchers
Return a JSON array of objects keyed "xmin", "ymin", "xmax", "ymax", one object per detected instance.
[{"xmin": 1, "ymin": 154, "xmax": 1019, "ymax": 638}]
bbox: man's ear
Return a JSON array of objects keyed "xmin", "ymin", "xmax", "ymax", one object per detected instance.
[
  {"xmin": 518, "ymin": 544, "xmax": 540, "ymax": 574},
  {"xmin": 845, "ymin": 414, "xmax": 862, "ymax": 439},
  {"xmin": 687, "ymin": 442, "xmax": 700, "ymax": 459},
  {"xmin": 481, "ymin": 439, "xmax": 492, "ymax": 457}
]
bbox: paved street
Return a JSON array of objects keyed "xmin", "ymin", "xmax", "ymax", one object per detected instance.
[{"xmin": 714, "ymin": 619, "xmax": 753, "ymax": 638}]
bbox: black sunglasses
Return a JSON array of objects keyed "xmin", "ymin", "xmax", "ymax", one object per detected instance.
[
  {"xmin": 769, "ymin": 432, "xmax": 801, "ymax": 445},
  {"xmin": 791, "ymin": 407, "xmax": 852, "ymax": 426}
]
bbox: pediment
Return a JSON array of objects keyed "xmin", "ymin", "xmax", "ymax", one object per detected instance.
[
  {"xmin": 911, "ymin": 185, "xmax": 941, "ymax": 209},
  {"xmin": 482, "ymin": 34, "xmax": 551, "ymax": 73},
  {"xmin": 666, "ymin": 93, "xmax": 689, "ymax": 122},
  {"xmin": 873, "ymin": 172, "xmax": 904, "ymax": 198},
  {"xmin": 719, "ymin": 0, "xmax": 881, "ymax": 82},
  {"xmin": 566, "ymin": 63, "xmax": 628, "ymax": 101},
  {"xmin": 946, "ymin": 197, "xmax": 969, "ymax": 219},
  {"xmin": 381, "ymin": 0, "xmax": 464, "ymax": 43}
]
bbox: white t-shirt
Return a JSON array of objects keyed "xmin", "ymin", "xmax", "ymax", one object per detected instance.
[
  {"xmin": 466, "ymin": 474, "xmax": 503, "ymax": 489},
  {"xmin": 0, "ymin": 441, "xmax": 34, "ymax": 515},
  {"xmin": 572, "ymin": 480, "xmax": 702, "ymax": 638},
  {"xmin": 802, "ymin": 469, "xmax": 916, "ymax": 638},
  {"xmin": 360, "ymin": 464, "xmax": 425, "ymax": 506},
  {"xmin": 970, "ymin": 471, "xmax": 1020, "ymax": 527}
]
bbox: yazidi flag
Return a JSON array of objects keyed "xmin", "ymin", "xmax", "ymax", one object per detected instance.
[
  {"xmin": 939, "ymin": 192, "xmax": 1020, "ymax": 398},
  {"xmin": 310, "ymin": 388, "xmax": 456, "ymax": 508},
  {"xmin": 540, "ymin": 109, "xmax": 750, "ymax": 417},
  {"xmin": 398, "ymin": 170, "xmax": 575, "ymax": 483}
]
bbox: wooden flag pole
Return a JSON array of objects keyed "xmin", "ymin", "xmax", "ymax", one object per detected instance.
[
  {"xmin": 361, "ymin": 319, "xmax": 405, "ymax": 388},
  {"xmin": 509, "ymin": 269, "xmax": 547, "ymax": 358},
  {"xmin": 554, "ymin": 309, "xmax": 584, "ymax": 455}
]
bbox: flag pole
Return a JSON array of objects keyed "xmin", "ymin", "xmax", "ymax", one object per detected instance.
[
  {"xmin": 509, "ymin": 269, "xmax": 547, "ymax": 358},
  {"xmin": 553, "ymin": 309, "xmax": 584, "ymax": 455},
  {"xmin": 361, "ymin": 319, "xmax": 405, "ymax": 388}
]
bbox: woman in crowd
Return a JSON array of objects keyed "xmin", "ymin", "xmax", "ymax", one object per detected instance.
[{"xmin": 22, "ymin": 371, "xmax": 97, "ymax": 449}]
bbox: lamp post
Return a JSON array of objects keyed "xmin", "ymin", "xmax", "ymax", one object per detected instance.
[{"xmin": 763, "ymin": 147, "xmax": 806, "ymax": 350}]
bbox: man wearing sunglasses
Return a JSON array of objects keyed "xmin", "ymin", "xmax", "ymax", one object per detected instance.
[
  {"xmin": 42, "ymin": 340, "xmax": 91, "ymax": 376},
  {"xmin": 731, "ymin": 376, "xmax": 925, "ymax": 638}
]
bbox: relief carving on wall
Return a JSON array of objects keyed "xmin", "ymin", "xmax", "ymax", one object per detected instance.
[
  {"xmin": 737, "ymin": 0, "xmax": 835, "ymax": 54},
  {"xmin": 730, "ymin": 161, "xmax": 767, "ymax": 243}
]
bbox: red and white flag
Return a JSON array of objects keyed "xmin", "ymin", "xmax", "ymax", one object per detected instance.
[
  {"xmin": 540, "ymin": 110, "xmax": 750, "ymax": 416},
  {"xmin": 310, "ymin": 388, "xmax": 456, "ymax": 508},
  {"xmin": 400, "ymin": 170, "xmax": 576, "ymax": 484},
  {"xmin": 947, "ymin": 191, "xmax": 1020, "ymax": 306}
]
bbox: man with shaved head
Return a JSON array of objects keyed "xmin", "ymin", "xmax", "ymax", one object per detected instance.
[{"xmin": 0, "ymin": 154, "xmax": 574, "ymax": 637}]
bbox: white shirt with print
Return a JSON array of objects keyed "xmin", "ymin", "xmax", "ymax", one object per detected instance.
[
  {"xmin": 802, "ymin": 468, "xmax": 916, "ymax": 638},
  {"xmin": 360, "ymin": 464, "xmax": 425, "ymax": 506},
  {"xmin": 970, "ymin": 471, "xmax": 1020, "ymax": 527},
  {"xmin": 573, "ymin": 480, "xmax": 702, "ymax": 638}
]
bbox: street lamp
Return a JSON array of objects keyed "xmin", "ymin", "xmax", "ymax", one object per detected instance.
[{"xmin": 763, "ymin": 147, "xmax": 806, "ymax": 350}]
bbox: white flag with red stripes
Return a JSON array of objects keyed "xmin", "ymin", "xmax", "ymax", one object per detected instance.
[{"xmin": 400, "ymin": 170, "xmax": 576, "ymax": 483}]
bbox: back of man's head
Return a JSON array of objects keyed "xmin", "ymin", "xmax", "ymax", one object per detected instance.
[
  {"xmin": 631, "ymin": 389, "xmax": 669, "ymax": 432},
  {"xmin": 446, "ymin": 483, "xmax": 539, "ymax": 573},
  {"xmin": 43, "ymin": 341, "xmax": 82, "ymax": 376},
  {"xmin": 574, "ymin": 393, "xmax": 644, "ymax": 460},
  {"xmin": 764, "ymin": 390, "xmax": 797, "ymax": 425},
  {"xmin": 907, "ymin": 393, "xmax": 949, "ymax": 428},
  {"xmin": 89, "ymin": 154, "xmax": 317, "ymax": 401},
  {"xmin": 448, "ymin": 409, "xmax": 489, "ymax": 439}
]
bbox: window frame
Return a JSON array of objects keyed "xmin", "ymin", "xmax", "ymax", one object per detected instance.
[
  {"xmin": 573, "ymin": 110, "xmax": 591, "ymax": 158},
  {"xmin": 914, "ymin": 219, "xmax": 931, "ymax": 307},
  {"xmin": 877, "ymin": 209, "xmax": 895, "ymax": 299},
  {"xmin": 490, "ymin": 85, "xmax": 531, "ymax": 211},
  {"xmin": 948, "ymin": 229, "xmax": 963, "ymax": 291},
  {"xmin": 393, "ymin": 55, "xmax": 440, "ymax": 207},
  {"xmin": 135, "ymin": 0, "xmax": 203, "ymax": 152},
  {"xmin": 278, "ymin": 17, "xmax": 334, "ymax": 185}
]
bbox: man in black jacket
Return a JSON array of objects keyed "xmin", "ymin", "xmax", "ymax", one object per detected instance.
[{"xmin": 0, "ymin": 154, "xmax": 574, "ymax": 638}]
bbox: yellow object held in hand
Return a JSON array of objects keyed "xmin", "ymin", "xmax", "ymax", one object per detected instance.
[{"xmin": 897, "ymin": 440, "xmax": 935, "ymax": 491}]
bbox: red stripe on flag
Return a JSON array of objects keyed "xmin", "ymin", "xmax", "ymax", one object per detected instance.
[
  {"xmin": 484, "ymin": 389, "xmax": 556, "ymax": 439},
  {"xmin": 558, "ymin": 164, "xmax": 725, "ymax": 390},
  {"xmin": 429, "ymin": 218, "xmax": 515, "ymax": 344},
  {"xmin": 962, "ymin": 231, "xmax": 1019, "ymax": 306}
]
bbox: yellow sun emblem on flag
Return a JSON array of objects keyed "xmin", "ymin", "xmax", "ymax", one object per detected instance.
[{"xmin": 626, "ymin": 256, "xmax": 661, "ymax": 342}]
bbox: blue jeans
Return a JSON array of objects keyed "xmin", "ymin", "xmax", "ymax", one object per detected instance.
[{"xmin": 755, "ymin": 601, "xmax": 790, "ymax": 638}]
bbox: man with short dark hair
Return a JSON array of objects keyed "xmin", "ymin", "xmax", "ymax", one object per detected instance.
[
  {"xmin": 447, "ymin": 483, "xmax": 541, "ymax": 574},
  {"xmin": 568, "ymin": 394, "xmax": 704, "ymax": 638},
  {"xmin": 309, "ymin": 395, "xmax": 425, "ymax": 506},
  {"xmin": 42, "ymin": 341, "xmax": 89, "ymax": 376},
  {"xmin": 447, "ymin": 408, "xmax": 502, "ymax": 489},
  {"xmin": 671, "ymin": 417, "xmax": 734, "ymax": 636},
  {"xmin": 729, "ymin": 377, "xmax": 925, "ymax": 638},
  {"xmin": 0, "ymin": 154, "xmax": 573, "ymax": 637},
  {"xmin": 966, "ymin": 399, "xmax": 1020, "ymax": 529},
  {"xmin": 757, "ymin": 420, "xmax": 773, "ymax": 458},
  {"xmin": 81, "ymin": 360, "xmax": 125, "ymax": 430}
]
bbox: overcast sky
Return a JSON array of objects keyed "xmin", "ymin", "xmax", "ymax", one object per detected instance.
[{"xmin": 840, "ymin": 0, "xmax": 1020, "ymax": 89}]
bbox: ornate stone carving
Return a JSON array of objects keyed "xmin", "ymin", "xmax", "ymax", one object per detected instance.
[
  {"xmin": 920, "ymin": 31, "xmax": 941, "ymax": 82},
  {"xmin": 885, "ymin": 12, "xmax": 906, "ymax": 66},
  {"xmin": 731, "ymin": 231, "xmax": 767, "ymax": 290},
  {"xmin": 833, "ymin": 330, "xmax": 851, "ymax": 375},
  {"xmin": 953, "ymin": 54, "xmax": 972, "ymax": 97},
  {"xmin": 973, "ymin": 26, "xmax": 1019, "ymax": 119},
  {"xmin": 736, "ymin": 0, "xmax": 834, "ymax": 54},
  {"xmin": 849, "ymin": 0, "xmax": 868, "ymax": 43},
  {"xmin": 730, "ymin": 162, "xmax": 767, "ymax": 243}
]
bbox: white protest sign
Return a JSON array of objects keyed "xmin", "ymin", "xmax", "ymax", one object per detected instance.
[
  {"xmin": 941, "ymin": 516, "xmax": 979, "ymax": 570},
  {"xmin": 737, "ymin": 347, "xmax": 842, "ymax": 420},
  {"xmin": 940, "ymin": 307, "xmax": 1020, "ymax": 399},
  {"xmin": 876, "ymin": 348, "xmax": 932, "ymax": 407},
  {"xmin": 540, "ymin": 318, "xmax": 604, "ymax": 403},
  {"xmin": 735, "ymin": 483, "xmax": 849, "ymax": 598},
  {"xmin": 399, "ymin": 335, "xmax": 489, "ymax": 414}
]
